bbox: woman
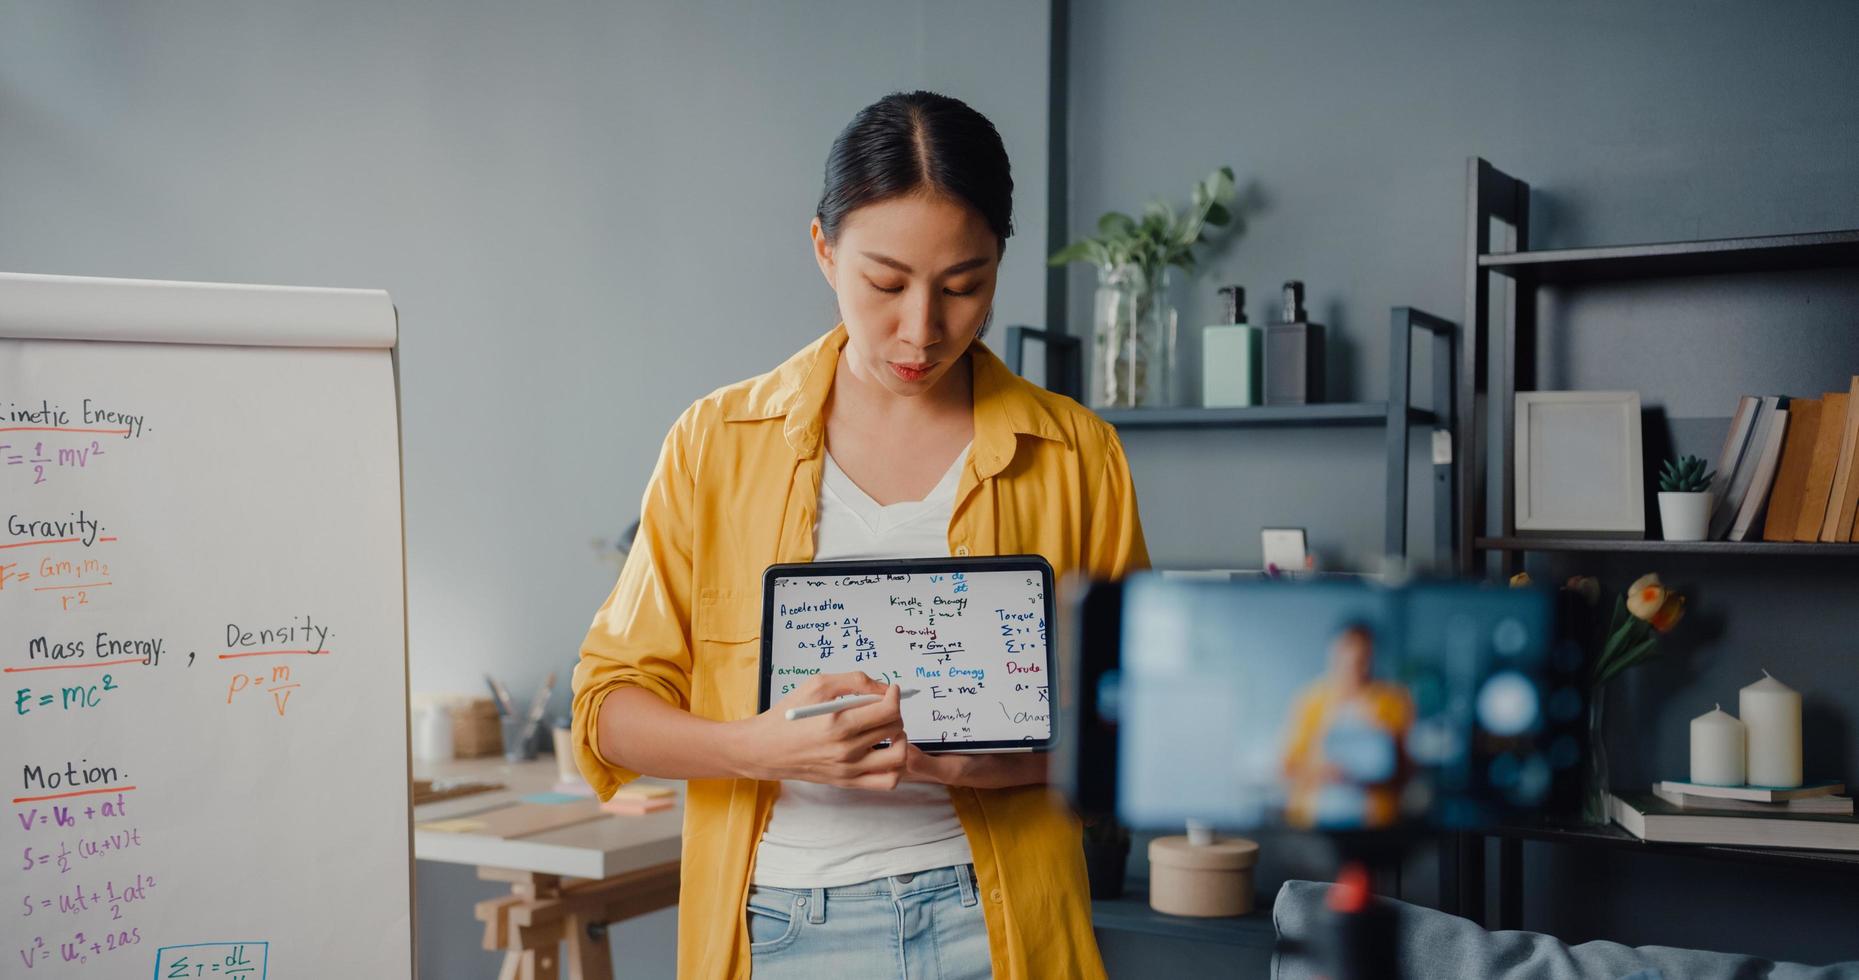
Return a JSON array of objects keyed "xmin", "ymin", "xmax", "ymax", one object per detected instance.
[{"xmin": 571, "ymin": 91, "xmax": 1147, "ymax": 980}]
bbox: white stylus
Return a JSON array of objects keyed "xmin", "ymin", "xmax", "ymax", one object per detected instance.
[{"xmin": 784, "ymin": 688, "xmax": 921, "ymax": 721}]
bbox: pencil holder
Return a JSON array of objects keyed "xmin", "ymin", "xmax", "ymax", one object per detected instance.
[
  {"xmin": 501, "ymin": 716, "xmax": 539, "ymax": 762},
  {"xmin": 551, "ymin": 725, "xmax": 580, "ymax": 783}
]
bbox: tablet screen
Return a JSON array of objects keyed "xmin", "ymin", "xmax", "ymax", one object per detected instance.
[{"xmin": 760, "ymin": 556, "xmax": 1055, "ymax": 752}]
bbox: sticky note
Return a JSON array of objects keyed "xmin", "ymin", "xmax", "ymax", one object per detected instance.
[
  {"xmin": 612, "ymin": 784, "xmax": 675, "ymax": 800},
  {"xmin": 601, "ymin": 795, "xmax": 674, "ymax": 815},
  {"xmin": 419, "ymin": 818, "xmax": 487, "ymax": 833},
  {"xmin": 520, "ymin": 791, "xmax": 587, "ymax": 805}
]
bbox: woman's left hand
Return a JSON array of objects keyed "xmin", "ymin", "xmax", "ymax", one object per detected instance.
[{"xmin": 903, "ymin": 745, "xmax": 1048, "ymax": 789}]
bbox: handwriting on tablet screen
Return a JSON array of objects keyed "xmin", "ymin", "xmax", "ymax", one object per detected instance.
[{"xmin": 770, "ymin": 571, "xmax": 1049, "ymax": 744}]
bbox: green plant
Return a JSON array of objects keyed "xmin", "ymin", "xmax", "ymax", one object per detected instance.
[
  {"xmin": 1658, "ymin": 454, "xmax": 1715, "ymax": 493},
  {"xmin": 1046, "ymin": 166, "xmax": 1240, "ymax": 282}
]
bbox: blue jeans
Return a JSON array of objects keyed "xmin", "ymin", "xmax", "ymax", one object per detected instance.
[{"xmin": 745, "ymin": 864, "xmax": 991, "ymax": 979}]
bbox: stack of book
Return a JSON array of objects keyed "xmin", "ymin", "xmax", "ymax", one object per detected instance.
[
  {"xmin": 1705, "ymin": 376, "xmax": 1859, "ymax": 543},
  {"xmin": 1607, "ymin": 782, "xmax": 1859, "ymax": 850}
]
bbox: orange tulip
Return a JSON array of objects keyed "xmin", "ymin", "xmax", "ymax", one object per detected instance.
[
  {"xmin": 1626, "ymin": 573, "xmax": 1666, "ymax": 621},
  {"xmin": 1649, "ymin": 593, "xmax": 1686, "ymax": 633}
]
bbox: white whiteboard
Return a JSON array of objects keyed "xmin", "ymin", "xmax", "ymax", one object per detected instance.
[
  {"xmin": 763, "ymin": 561, "xmax": 1052, "ymax": 750},
  {"xmin": 1, "ymin": 273, "xmax": 410, "ymax": 978}
]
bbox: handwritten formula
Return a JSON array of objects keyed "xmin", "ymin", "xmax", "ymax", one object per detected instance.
[
  {"xmin": 769, "ymin": 566, "xmax": 1051, "ymax": 746},
  {"xmin": 2, "ymin": 511, "xmax": 122, "ymax": 615},
  {"xmin": 6, "ymin": 309, "xmax": 415, "ymax": 977},
  {"xmin": 2, "ymin": 398, "xmax": 148, "ymax": 489},
  {"xmin": 154, "ymin": 941, "xmax": 268, "ymax": 978}
]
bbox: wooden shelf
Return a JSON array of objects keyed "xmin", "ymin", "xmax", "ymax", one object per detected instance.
[
  {"xmin": 1091, "ymin": 882, "xmax": 1278, "ymax": 947},
  {"xmin": 1478, "ymin": 229, "xmax": 1859, "ymax": 285},
  {"xmin": 1476, "ymin": 536, "xmax": 1859, "ymax": 557},
  {"xmin": 1099, "ymin": 402, "xmax": 1437, "ymax": 429},
  {"xmin": 1490, "ymin": 821, "xmax": 1859, "ymax": 874}
]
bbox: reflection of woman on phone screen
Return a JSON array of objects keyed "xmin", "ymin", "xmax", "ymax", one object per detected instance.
[
  {"xmin": 570, "ymin": 92, "xmax": 1148, "ymax": 979},
  {"xmin": 1281, "ymin": 623, "xmax": 1415, "ymax": 829}
]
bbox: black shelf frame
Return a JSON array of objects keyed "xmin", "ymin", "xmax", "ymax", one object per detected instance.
[
  {"xmin": 1489, "ymin": 822, "xmax": 1859, "ymax": 875},
  {"xmin": 1091, "ymin": 882, "xmax": 1279, "ymax": 948},
  {"xmin": 1476, "ymin": 536, "xmax": 1859, "ymax": 557},
  {"xmin": 1449, "ymin": 157, "xmax": 1859, "ymax": 931},
  {"xmin": 1457, "ymin": 157, "xmax": 1859, "ymax": 577},
  {"xmin": 1009, "ymin": 309, "xmax": 1458, "ymax": 565},
  {"xmin": 1478, "ymin": 229, "xmax": 1859, "ymax": 285},
  {"xmin": 1096, "ymin": 402, "xmax": 1432, "ymax": 428}
]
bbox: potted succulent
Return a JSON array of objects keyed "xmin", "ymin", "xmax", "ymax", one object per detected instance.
[{"xmin": 1656, "ymin": 455, "xmax": 1715, "ymax": 541}]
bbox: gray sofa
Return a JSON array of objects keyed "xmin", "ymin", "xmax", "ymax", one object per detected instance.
[{"xmin": 1271, "ymin": 880, "xmax": 1859, "ymax": 979}]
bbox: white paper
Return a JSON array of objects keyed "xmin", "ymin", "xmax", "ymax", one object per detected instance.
[{"xmin": 3, "ymin": 278, "xmax": 409, "ymax": 978}]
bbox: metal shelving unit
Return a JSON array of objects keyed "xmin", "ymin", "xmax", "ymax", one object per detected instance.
[
  {"xmin": 1451, "ymin": 156, "xmax": 1859, "ymax": 931},
  {"xmin": 1091, "ymin": 883, "xmax": 1278, "ymax": 948},
  {"xmin": 1008, "ymin": 308, "xmax": 1459, "ymax": 563},
  {"xmin": 1475, "ymin": 536, "xmax": 1859, "ymax": 557}
]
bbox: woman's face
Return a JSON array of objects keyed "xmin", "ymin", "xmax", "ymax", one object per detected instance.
[{"xmin": 811, "ymin": 191, "xmax": 1000, "ymax": 397}]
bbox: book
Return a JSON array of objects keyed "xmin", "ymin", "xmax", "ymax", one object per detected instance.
[
  {"xmin": 1653, "ymin": 786, "xmax": 1853, "ymax": 816},
  {"xmin": 1728, "ymin": 406, "xmax": 1788, "ymax": 541},
  {"xmin": 1711, "ymin": 396, "xmax": 1779, "ymax": 540},
  {"xmin": 1761, "ymin": 398, "xmax": 1821, "ymax": 542},
  {"xmin": 1820, "ymin": 376, "xmax": 1859, "ymax": 542},
  {"xmin": 1609, "ymin": 792, "xmax": 1859, "ymax": 851},
  {"xmin": 1796, "ymin": 391, "xmax": 1851, "ymax": 541},
  {"xmin": 1707, "ymin": 396, "xmax": 1760, "ymax": 536},
  {"xmin": 1653, "ymin": 779, "xmax": 1845, "ymax": 802}
]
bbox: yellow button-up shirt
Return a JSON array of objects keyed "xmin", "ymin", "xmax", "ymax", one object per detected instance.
[{"xmin": 571, "ymin": 323, "xmax": 1149, "ymax": 979}]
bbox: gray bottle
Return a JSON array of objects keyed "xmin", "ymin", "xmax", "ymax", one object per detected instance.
[{"xmin": 1263, "ymin": 280, "xmax": 1325, "ymax": 405}]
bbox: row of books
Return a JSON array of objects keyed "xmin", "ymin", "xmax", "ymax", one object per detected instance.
[
  {"xmin": 1610, "ymin": 781, "xmax": 1857, "ymax": 851},
  {"xmin": 1704, "ymin": 376, "xmax": 1859, "ymax": 542}
]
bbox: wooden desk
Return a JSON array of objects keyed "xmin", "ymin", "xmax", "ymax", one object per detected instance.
[{"xmin": 413, "ymin": 757, "xmax": 682, "ymax": 980}]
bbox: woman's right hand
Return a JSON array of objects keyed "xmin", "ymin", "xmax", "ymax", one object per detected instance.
[{"xmin": 729, "ymin": 672, "xmax": 908, "ymax": 790}]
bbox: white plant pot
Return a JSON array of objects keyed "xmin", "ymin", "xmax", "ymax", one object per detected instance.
[{"xmin": 1658, "ymin": 491, "xmax": 1713, "ymax": 541}]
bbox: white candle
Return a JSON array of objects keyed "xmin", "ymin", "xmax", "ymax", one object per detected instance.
[
  {"xmin": 1689, "ymin": 704, "xmax": 1745, "ymax": 786},
  {"xmin": 1740, "ymin": 671, "xmax": 1803, "ymax": 788}
]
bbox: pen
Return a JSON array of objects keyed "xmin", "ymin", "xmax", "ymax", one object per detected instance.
[
  {"xmin": 485, "ymin": 674, "xmax": 514, "ymax": 716},
  {"xmin": 522, "ymin": 671, "xmax": 557, "ymax": 733},
  {"xmin": 784, "ymin": 688, "xmax": 920, "ymax": 721}
]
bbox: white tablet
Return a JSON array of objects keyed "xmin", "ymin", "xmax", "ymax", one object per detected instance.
[{"xmin": 759, "ymin": 556, "xmax": 1056, "ymax": 753}]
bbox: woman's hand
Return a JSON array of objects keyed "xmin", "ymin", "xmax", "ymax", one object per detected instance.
[
  {"xmin": 728, "ymin": 672, "xmax": 909, "ymax": 790},
  {"xmin": 903, "ymin": 744, "xmax": 1049, "ymax": 790}
]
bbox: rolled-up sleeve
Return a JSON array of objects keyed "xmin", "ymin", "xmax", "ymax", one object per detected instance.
[
  {"xmin": 1083, "ymin": 430, "xmax": 1151, "ymax": 580},
  {"xmin": 571, "ymin": 406, "xmax": 700, "ymax": 799}
]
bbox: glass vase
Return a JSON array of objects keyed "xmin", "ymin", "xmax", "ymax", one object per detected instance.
[
  {"xmin": 1091, "ymin": 264, "xmax": 1177, "ymax": 409},
  {"xmin": 1581, "ymin": 689, "xmax": 1611, "ymax": 825}
]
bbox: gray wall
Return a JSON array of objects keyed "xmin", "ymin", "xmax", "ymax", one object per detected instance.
[
  {"xmin": 10, "ymin": 0, "xmax": 1859, "ymax": 973},
  {"xmin": 1067, "ymin": 0, "xmax": 1859, "ymax": 966},
  {"xmin": 1, "ymin": 2, "xmax": 1047, "ymax": 976},
  {"xmin": 1069, "ymin": 0, "xmax": 1859, "ymax": 570}
]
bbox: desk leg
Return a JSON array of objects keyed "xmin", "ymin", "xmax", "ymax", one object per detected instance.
[
  {"xmin": 477, "ymin": 870, "xmax": 564, "ymax": 980},
  {"xmin": 473, "ymin": 862, "xmax": 679, "ymax": 980},
  {"xmin": 565, "ymin": 913, "xmax": 614, "ymax": 980}
]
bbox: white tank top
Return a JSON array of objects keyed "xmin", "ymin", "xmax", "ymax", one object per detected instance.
[{"xmin": 750, "ymin": 443, "xmax": 976, "ymax": 888}]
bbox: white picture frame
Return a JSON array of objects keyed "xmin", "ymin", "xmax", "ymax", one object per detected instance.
[{"xmin": 1515, "ymin": 391, "xmax": 1645, "ymax": 537}]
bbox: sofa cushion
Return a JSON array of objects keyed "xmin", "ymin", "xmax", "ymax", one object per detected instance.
[{"xmin": 1272, "ymin": 880, "xmax": 1859, "ymax": 980}]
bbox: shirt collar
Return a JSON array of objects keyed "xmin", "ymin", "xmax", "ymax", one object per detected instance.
[{"xmin": 723, "ymin": 323, "xmax": 1072, "ymax": 476}]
